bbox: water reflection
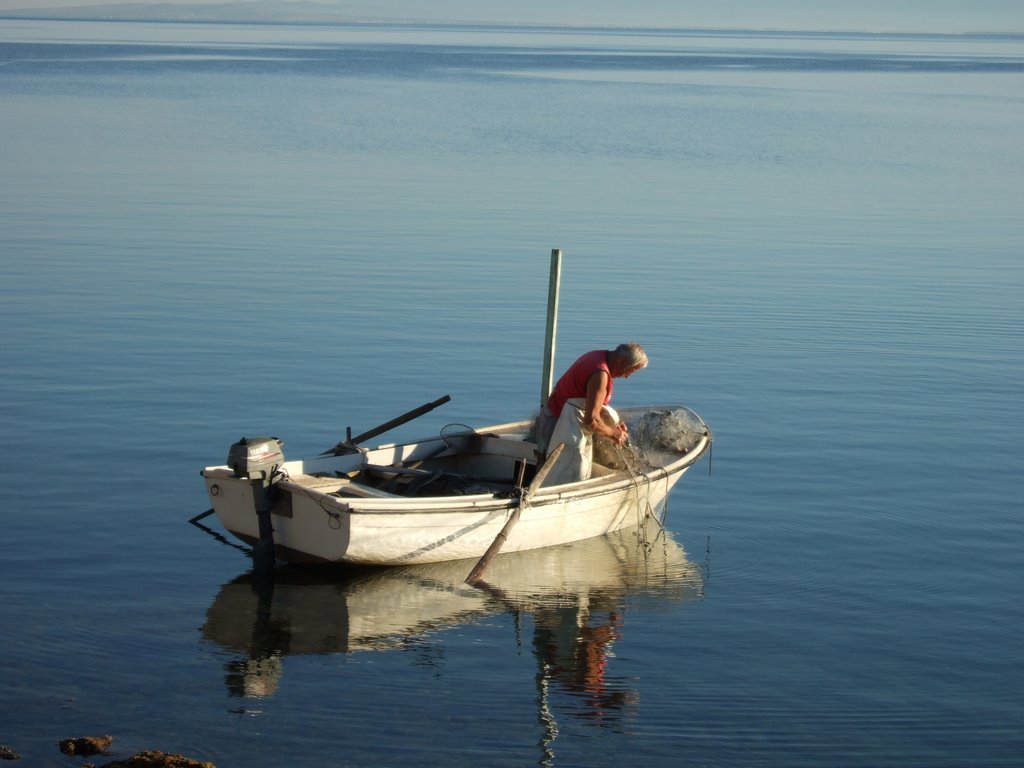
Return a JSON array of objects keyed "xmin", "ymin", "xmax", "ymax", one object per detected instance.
[{"xmin": 202, "ymin": 520, "xmax": 704, "ymax": 733}]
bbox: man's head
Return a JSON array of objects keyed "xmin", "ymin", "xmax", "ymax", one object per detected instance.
[{"xmin": 610, "ymin": 342, "xmax": 648, "ymax": 378}]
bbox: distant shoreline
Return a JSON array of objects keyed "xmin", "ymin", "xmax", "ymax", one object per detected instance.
[{"xmin": 1, "ymin": 14, "xmax": 1021, "ymax": 40}]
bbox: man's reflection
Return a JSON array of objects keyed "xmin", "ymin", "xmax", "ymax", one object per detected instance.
[{"xmin": 532, "ymin": 601, "xmax": 637, "ymax": 726}]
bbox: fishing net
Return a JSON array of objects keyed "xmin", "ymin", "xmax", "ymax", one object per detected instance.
[{"xmin": 594, "ymin": 408, "xmax": 709, "ymax": 471}]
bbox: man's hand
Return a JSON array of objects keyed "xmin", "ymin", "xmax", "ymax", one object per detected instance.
[{"xmin": 613, "ymin": 422, "xmax": 629, "ymax": 446}]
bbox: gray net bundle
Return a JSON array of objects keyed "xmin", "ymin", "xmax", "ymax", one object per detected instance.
[{"xmin": 594, "ymin": 408, "xmax": 708, "ymax": 472}]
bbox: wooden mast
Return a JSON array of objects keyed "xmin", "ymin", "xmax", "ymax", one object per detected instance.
[{"xmin": 540, "ymin": 248, "xmax": 562, "ymax": 408}]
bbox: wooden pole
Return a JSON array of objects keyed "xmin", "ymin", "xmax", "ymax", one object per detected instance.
[
  {"xmin": 540, "ymin": 248, "xmax": 562, "ymax": 409},
  {"xmin": 465, "ymin": 443, "xmax": 564, "ymax": 585}
]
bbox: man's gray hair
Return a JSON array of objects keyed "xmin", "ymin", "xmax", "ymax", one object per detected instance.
[{"xmin": 614, "ymin": 342, "xmax": 648, "ymax": 369}]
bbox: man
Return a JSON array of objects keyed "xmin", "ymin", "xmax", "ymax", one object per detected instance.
[{"xmin": 536, "ymin": 342, "xmax": 648, "ymax": 486}]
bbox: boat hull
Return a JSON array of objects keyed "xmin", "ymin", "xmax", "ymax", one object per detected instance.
[
  {"xmin": 206, "ymin": 468, "xmax": 689, "ymax": 566},
  {"xmin": 200, "ymin": 407, "xmax": 710, "ymax": 566}
]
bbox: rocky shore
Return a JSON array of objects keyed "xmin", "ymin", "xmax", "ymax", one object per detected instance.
[{"xmin": 0, "ymin": 735, "xmax": 214, "ymax": 767}]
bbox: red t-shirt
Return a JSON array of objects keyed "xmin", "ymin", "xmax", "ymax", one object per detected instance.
[{"xmin": 547, "ymin": 350, "xmax": 613, "ymax": 418}]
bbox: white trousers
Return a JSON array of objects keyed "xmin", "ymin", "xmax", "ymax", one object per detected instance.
[{"xmin": 537, "ymin": 400, "xmax": 619, "ymax": 487}]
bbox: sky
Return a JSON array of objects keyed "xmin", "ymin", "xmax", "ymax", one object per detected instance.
[{"xmin": 0, "ymin": 0, "xmax": 1022, "ymax": 34}]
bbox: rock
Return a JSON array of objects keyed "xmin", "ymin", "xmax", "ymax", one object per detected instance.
[
  {"xmin": 59, "ymin": 736, "xmax": 114, "ymax": 756},
  {"xmin": 0, "ymin": 744, "xmax": 20, "ymax": 760},
  {"xmin": 98, "ymin": 751, "xmax": 215, "ymax": 768}
]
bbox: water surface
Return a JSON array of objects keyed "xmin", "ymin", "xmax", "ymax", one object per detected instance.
[{"xmin": 1, "ymin": 19, "xmax": 1022, "ymax": 767}]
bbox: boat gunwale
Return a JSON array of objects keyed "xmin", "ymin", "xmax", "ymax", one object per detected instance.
[
  {"xmin": 202, "ymin": 404, "xmax": 711, "ymax": 516},
  {"xmin": 280, "ymin": 412, "xmax": 711, "ymax": 516}
]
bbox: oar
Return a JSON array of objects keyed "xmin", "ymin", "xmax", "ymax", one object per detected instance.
[
  {"xmin": 321, "ymin": 394, "xmax": 451, "ymax": 455},
  {"xmin": 465, "ymin": 442, "xmax": 564, "ymax": 585}
]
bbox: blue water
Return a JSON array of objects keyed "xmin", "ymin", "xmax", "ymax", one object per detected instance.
[{"xmin": 1, "ymin": 19, "xmax": 1022, "ymax": 767}]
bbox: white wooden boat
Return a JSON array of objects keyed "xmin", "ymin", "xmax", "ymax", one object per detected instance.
[{"xmin": 199, "ymin": 404, "xmax": 711, "ymax": 567}]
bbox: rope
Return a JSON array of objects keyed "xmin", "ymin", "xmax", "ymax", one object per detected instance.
[
  {"xmin": 612, "ymin": 442, "xmax": 669, "ymax": 557},
  {"xmin": 275, "ymin": 468, "xmax": 345, "ymax": 530}
]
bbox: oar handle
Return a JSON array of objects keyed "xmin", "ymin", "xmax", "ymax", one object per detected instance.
[
  {"xmin": 322, "ymin": 395, "xmax": 451, "ymax": 455},
  {"xmin": 524, "ymin": 442, "xmax": 564, "ymax": 501}
]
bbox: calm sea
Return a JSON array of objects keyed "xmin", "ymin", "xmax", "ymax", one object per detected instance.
[{"xmin": 1, "ymin": 19, "xmax": 1022, "ymax": 767}]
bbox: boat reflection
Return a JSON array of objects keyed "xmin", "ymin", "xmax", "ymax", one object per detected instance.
[{"xmin": 202, "ymin": 519, "xmax": 705, "ymax": 727}]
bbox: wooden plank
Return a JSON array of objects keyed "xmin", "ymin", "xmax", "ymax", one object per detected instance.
[{"xmin": 278, "ymin": 477, "xmax": 403, "ymax": 499}]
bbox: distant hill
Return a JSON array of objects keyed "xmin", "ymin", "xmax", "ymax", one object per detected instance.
[{"xmin": 0, "ymin": 1, "xmax": 453, "ymax": 24}]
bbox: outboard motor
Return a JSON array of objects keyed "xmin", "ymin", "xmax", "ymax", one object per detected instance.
[
  {"xmin": 227, "ymin": 437, "xmax": 285, "ymax": 571},
  {"xmin": 227, "ymin": 436, "xmax": 285, "ymax": 482}
]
